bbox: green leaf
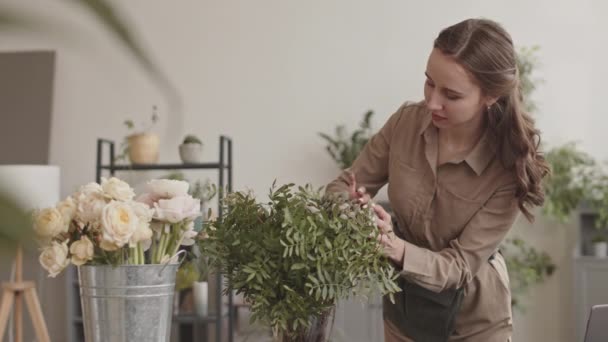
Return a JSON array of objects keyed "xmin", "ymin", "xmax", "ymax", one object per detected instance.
[
  {"xmin": 308, "ymin": 274, "xmax": 319, "ymax": 285},
  {"xmin": 324, "ymin": 237, "xmax": 332, "ymax": 250},
  {"xmin": 291, "ymin": 263, "xmax": 306, "ymax": 270}
]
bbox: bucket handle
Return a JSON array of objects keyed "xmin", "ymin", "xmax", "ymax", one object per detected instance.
[{"xmin": 158, "ymin": 249, "xmax": 187, "ymax": 276}]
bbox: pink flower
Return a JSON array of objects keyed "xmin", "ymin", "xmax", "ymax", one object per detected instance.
[
  {"xmin": 136, "ymin": 193, "xmax": 161, "ymax": 207},
  {"xmin": 153, "ymin": 195, "xmax": 201, "ymax": 223}
]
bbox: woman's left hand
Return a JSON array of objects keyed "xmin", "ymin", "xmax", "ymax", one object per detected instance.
[{"xmin": 373, "ymin": 203, "xmax": 405, "ymax": 265}]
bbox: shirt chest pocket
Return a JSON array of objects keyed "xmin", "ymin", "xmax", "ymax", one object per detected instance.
[
  {"xmin": 388, "ymin": 157, "xmax": 427, "ymax": 226},
  {"xmin": 432, "ymin": 185, "xmax": 484, "ymax": 241}
]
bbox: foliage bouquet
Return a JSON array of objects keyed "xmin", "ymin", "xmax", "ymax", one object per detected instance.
[{"xmin": 200, "ymin": 182, "xmax": 400, "ymax": 341}]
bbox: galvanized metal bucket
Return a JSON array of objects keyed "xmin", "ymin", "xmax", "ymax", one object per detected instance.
[{"xmin": 78, "ymin": 263, "xmax": 179, "ymax": 342}]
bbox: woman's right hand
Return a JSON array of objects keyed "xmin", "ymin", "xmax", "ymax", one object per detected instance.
[{"xmin": 346, "ymin": 171, "xmax": 371, "ymax": 205}]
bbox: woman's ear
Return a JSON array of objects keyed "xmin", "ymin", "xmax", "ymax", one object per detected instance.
[{"xmin": 484, "ymin": 96, "xmax": 499, "ymax": 108}]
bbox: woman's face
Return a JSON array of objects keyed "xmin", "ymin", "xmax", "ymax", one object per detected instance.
[{"xmin": 423, "ymin": 48, "xmax": 494, "ymax": 130}]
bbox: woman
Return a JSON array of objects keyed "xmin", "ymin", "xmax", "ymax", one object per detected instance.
[{"xmin": 327, "ymin": 18, "xmax": 549, "ymax": 342}]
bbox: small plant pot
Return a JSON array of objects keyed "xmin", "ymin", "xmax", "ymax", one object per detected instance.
[
  {"xmin": 593, "ymin": 242, "xmax": 608, "ymax": 258},
  {"xmin": 179, "ymin": 143, "xmax": 203, "ymax": 163},
  {"xmin": 127, "ymin": 133, "xmax": 160, "ymax": 164},
  {"xmin": 192, "ymin": 281, "xmax": 208, "ymax": 317}
]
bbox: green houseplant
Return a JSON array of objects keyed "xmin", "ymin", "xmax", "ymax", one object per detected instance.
[
  {"xmin": 199, "ymin": 183, "xmax": 400, "ymax": 341},
  {"xmin": 319, "ymin": 110, "xmax": 374, "ymax": 170},
  {"xmin": 115, "ymin": 105, "xmax": 160, "ymax": 164}
]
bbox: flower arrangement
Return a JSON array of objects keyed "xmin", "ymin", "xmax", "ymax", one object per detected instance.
[
  {"xmin": 34, "ymin": 177, "xmax": 202, "ymax": 277},
  {"xmin": 199, "ymin": 183, "xmax": 400, "ymax": 340}
]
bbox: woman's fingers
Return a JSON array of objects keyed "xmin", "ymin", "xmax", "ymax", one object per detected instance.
[
  {"xmin": 358, "ymin": 193, "xmax": 371, "ymax": 205},
  {"xmin": 346, "ymin": 171, "xmax": 359, "ymax": 199},
  {"xmin": 372, "ymin": 203, "xmax": 391, "ymax": 222},
  {"xmin": 375, "ymin": 216, "xmax": 392, "ymax": 234}
]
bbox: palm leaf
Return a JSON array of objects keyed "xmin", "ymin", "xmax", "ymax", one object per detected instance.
[
  {"xmin": 70, "ymin": 0, "xmax": 179, "ymax": 109},
  {"xmin": 0, "ymin": 191, "xmax": 33, "ymax": 255},
  {"xmin": 0, "ymin": 1, "xmax": 180, "ymax": 114}
]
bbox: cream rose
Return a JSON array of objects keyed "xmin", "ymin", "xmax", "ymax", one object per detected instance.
[
  {"xmin": 101, "ymin": 200, "xmax": 139, "ymax": 248},
  {"xmin": 56, "ymin": 196, "xmax": 76, "ymax": 227},
  {"xmin": 70, "ymin": 236, "xmax": 94, "ymax": 266},
  {"xmin": 180, "ymin": 221, "xmax": 197, "ymax": 246},
  {"xmin": 39, "ymin": 241, "xmax": 70, "ymax": 277},
  {"xmin": 145, "ymin": 179, "xmax": 189, "ymax": 199},
  {"xmin": 130, "ymin": 201, "xmax": 154, "ymax": 223},
  {"xmin": 75, "ymin": 183, "xmax": 108, "ymax": 225},
  {"xmin": 99, "ymin": 238, "xmax": 120, "ymax": 251},
  {"xmin": 101, "ymin": 177, "xmax": 135, "ymax": 201},
  {"xmin": 33, "ymin": 207, "xmax": 67, "ymax": 238},
  {"xmin": 153, "ymin": 195, "xmax": 201, "ymax": 223},
  {"xmin": 129, "ymin": 223, "xmax": 153, "ymax": 247},
  {"xmin": 127, "ymin": 201, "xmax": 154, "ymax": 247}
]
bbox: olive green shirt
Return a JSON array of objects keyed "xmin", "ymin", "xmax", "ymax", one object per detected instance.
[{"xmin": 327, "ymin": 101, "xmax": 516, "ymax": 341}]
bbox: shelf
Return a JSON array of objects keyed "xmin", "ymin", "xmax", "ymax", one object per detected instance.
[{"xmin": 99, "ymin": 163, "xmax": 230, "ymax": 171}]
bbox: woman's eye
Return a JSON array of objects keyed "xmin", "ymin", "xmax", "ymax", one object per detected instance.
[
  {"xmin": 446, "ymin": 94, "xmax": 461, "ymax": 100},
  {"xmin": 425, "ymin": 80, "xmax": 435, "ymax": 87}
]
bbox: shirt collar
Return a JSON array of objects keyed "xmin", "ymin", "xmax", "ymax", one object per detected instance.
[{"xmin": 419, "ymin": 109, "xmax": 496, "ymax": 176}]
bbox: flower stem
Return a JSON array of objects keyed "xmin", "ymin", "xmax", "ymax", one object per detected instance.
[
  {"xmin": 138, "ymin": 243, "xmax": 145, "ymax": 264},
  {"xmin": 128, "ymin": 247, "xmax": 136, "ymax": 264},
  {"xmin": 157, "ymin": 232, "xmax": 169, "ymax": 263}
]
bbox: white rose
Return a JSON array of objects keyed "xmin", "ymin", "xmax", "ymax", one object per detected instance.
[
  {"xmin": 180, "ymin": 221, "xmax": 197, "ymax": 246},
  {"xmin": 101, "ymin": 177, "xmax": 135, "ymax": 201},
  {"xmin": 129, "ymin": 222, "xmax": 153, "ymax": 247},
  {"xmin": 145, "ymin": 179, "xmax": 189, "ymax": 199},
  {"xmin": 128, "ymin": 201, "xmax": 154, "ymax": 247},
  {"xmin": 153, "ymin": 195, "xmax": 201, "ymax": 223},
  {"xmin": 75, "ymin": 182, "xmax": 103, "ymax": 198},
  {"xmin": 130, "ymin": 201, "xmax": 154, "ymax": 223},
  {"xmin": 33, "ymin": 207, "xmax": 67, "ymax": 238},
  {"xmin": 101, "ymin": 201, "xmax": 138, "ymax": 248},
  {"xmin": 70, "ymin": 236, "xmax": 94, "ymax": 266},
  {"xmin": 56, "ymin": 196, "xmax": 76, "ymax": 226},
  {"xmin": 75, "ymin": 183, "xmax": 108, "ymax": 225},
  {"xmin": 39, "ymin": 241, "xmax": 70, "ymax": 277},
  {"xmin": 99, "ymin": 239, "xmax": 120, "ymax": 251}
]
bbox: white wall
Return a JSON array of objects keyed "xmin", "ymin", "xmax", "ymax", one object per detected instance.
[{"xmin": 1, "ymin": 0, "xmax": 605, "ymax": 341}]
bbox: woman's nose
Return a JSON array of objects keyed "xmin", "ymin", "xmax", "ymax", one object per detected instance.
[{"xmin": 425, "ymin": 92, "xmax": 443, "ymax": 111}]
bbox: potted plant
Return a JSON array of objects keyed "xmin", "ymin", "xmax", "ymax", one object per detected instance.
[
  {"xmin": 199, "ymin": 182, "xmax": 400, "ymax": 342},
  {"xmin": 32, "ymin": 177, "xmax": 201, "ymax": 342},
  {"xmin": 115, "ymin": 105, "xmax": 160, "ymax": 164},
  {"xmin": 591, "ymin": 235, "xmax": 608, "ymax": 258},
  {"xmin": 174, "ymin": 247, "xmax": 210, "ymax": 316},
  {"xmin": 179, "ymin": 134, "xmax": 204, "ymax": 164},
  {"xmin": 191, "ymin": 248, "xmax": 210, "ymax": 317},
  {"xmin": 318, "ymin": 110, "xmax": 374, "ymax": 170}
]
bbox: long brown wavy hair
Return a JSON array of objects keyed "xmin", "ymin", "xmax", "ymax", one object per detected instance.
[{"xmin": 434, "ymin": 18, "xmax": 550, "ymax": 221}]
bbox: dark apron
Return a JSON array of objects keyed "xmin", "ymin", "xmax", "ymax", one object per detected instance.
[{"xmin": 383, "ymin": 218, "xmax": 467, "ymax": 342}]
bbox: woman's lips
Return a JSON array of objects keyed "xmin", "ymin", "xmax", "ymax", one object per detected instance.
[{"xmin": 432, "ymin": 113, "xmax": 447, "ymax": 121}]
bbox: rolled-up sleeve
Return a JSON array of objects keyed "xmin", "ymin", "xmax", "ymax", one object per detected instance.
[{"xmin": 400, "ymin": 183, "xmax": 520, "ymax": 292}]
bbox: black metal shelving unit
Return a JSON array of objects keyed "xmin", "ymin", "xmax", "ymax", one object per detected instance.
[{"xmin": 67, "ymin": 136, "xmax": 234, "ymax": 342}]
